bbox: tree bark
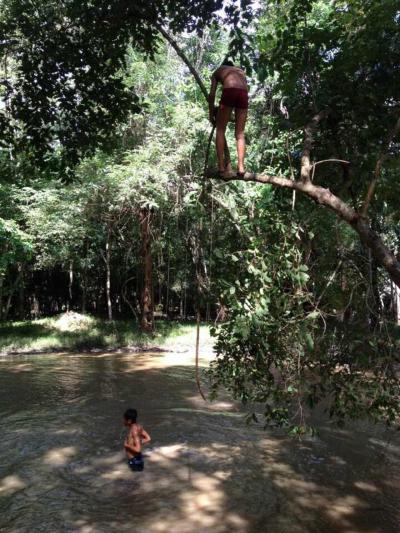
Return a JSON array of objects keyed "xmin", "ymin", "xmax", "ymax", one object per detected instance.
[
  {"xmin": 18, "ymin": 264, "xmax": 25, "ymax": 319},
  {"xmin": 0, "ymin": 275, "xmax": 3, "ymax": 321},
  {"xmin": 301, "ymin": 110, "xmax": 329, "ymax": 181},
  {"xmin": 82, "ymin": 281, "xmax": 87, "ymax": 314},
  {"xmin": 166, "ymin": 249, "xmax": 170, "ymax": 318},
  {"xmin": 68, "ymin": 260, "xmax": 73, "ymax": 312},
  {"xmin": 105, "ymin": 229, "xmax": 113, "ymax": 321},
  {"xmin": 139, "ymin": 207, "xmax": 154, "ymax": 332},
  {"xmin": 393, "ymin": 282, "xmax": 400, "ymax": 325},
  {"xmin": 81, "ymin": 240, "xmax": 88, "ymax": 314}
]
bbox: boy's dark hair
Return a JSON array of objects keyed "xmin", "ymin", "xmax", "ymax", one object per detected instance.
[
  {"xmin": 222, "ymin": 60, "xmax": 234, "ymax": 67},
  {"xmin": 124, "ymin": 408, "xmax": 138, "ymax": 422}
]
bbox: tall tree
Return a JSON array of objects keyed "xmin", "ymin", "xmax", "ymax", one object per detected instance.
[{"xmin": 0, "ymin": 0, "xmax": 253, "ymax": 167}]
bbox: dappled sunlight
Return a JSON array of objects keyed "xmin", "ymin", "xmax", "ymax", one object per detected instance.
[
  {"xmin": 53, "ymin": 312, "xmax": 96, "ymax": 333},
  {"xmin": 117, "ymin": 350, "xmax": 214, "ymax": 372},
  {"xmin": 0, "ymin": 351, "xmax": 399, "ymax": 532},
  {"xmin": 354, "ymin": 481, "xmax": 379, "ymax": 493},
  {"xmin": 326, "ymin": 495, "xmax": 367, "ymax": 525},
  {"xmin": 369, "ymin": 437, "xmax": 400, "ymax": 455},
  {"xmin": 43, "ymin": 446, "xmax": 77, "ymax": 466},
  {"xmin": 0, "ymin": 474, "xmax": 26, "ymax": 495}
]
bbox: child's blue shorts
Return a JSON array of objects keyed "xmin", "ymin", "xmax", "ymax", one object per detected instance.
[{"xmin": 128, "ymin": 453, "xmax": 144, "ymax": 472}]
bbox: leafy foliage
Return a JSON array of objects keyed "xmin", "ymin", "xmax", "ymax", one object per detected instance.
[
  {"xmin": 209, "ymin": 202, "xmax": 318, "ymax": 428},
  {"xmin": 0, "ymin": 0, "xmax": 254, "ymax": 167},
  {"xmin": 0, "ymin": 4, "xmax": 399, "ymax": 430}
]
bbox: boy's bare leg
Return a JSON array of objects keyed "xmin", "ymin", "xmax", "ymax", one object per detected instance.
[
  {"xmin": 216, "ymin": 106, "xmax": 232, "ymax": 173},
  {"xmin": 235, "ymin": 108, "xmax": 248, "ymax": 174}
]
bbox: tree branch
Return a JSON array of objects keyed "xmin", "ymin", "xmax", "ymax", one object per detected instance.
[
  {"xmin": 157, "ymin": 26, "xmax": 400, "ymax": 288},
  {"xmin": 155, "ymin": 23, "xmax": 208, "ymax": 100},
  {"xmin": 312, "ymin": 159, "xmax": 350, "ymax": 168},
  {"xmin": 301, "ymin": 110, "xmax": 329, "ymax": 182},
  {"xmin": 207, "ymin": 169, "xmax": 400, "ymax": 288},
  {"xmin": 361, "ymin": 113, "xmax": 400, "ymax": 216}
]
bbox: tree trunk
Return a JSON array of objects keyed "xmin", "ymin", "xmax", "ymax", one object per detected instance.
[
  {"xmin": 166, "ymin": 249, "xmax": 170, "ymax": 318},
  {"xmin": 369, "ymin": 250, "xmax": 381, "ymax": 330},
  {"xmin": 18, "ymin": 264, "xmax": 25, "ymax": 319},
  {"xmin": 81, "ymin": 241, "xmax": 88, "ymax": 314},
  {"xmin": 183, "ymin": 219, "xmax": 188, "ymax": 319},
  {"xmin": 139, "ymin": 207, "xmax": 154, "ymax": 332},
  {"xmin": 82, "ymin": 275, "xmax": 87, "ymax": 314},
  {"xmin": 3, "ymin": 276, "xmax": 17, "ymax": 321},
  {"xmin": 183, "ymin": 276, "xmax": 187, "ymax": 319},
  {"xmin": 394, "ymin": 283, "xmax": 400, "ymax": 325},
  {"xmin": 105, "ymin": 229, "xmax": 113, "ymax": 321},
  {"xmin": 0, "ymin": 268, "xmax": 21, "ymax": 320},
  {"xmin": 0, "ymin": 275, "xmax": 3, "ymax": 321},
  {"xmin": 32, "ymin": 293, "xmax": 39, "ymax": 318},
  {"xmin": 158, "ymin": 251, "xmax": 163, "ymax": 310},
  {"xmin": 67, "ymin": 260, "xmax": 73, "ymax": 312}
]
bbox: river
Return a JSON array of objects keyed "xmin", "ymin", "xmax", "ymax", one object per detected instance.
[{"xmin": 0, "ymin": 350, "xmax": 399, "ymax": 532}]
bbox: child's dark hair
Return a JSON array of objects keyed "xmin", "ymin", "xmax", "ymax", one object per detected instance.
[{"xmin": 124, "ymin": 408, "xmax": 138, "ymax": 422}]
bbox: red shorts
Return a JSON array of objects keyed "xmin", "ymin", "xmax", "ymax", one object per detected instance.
[{"xmin": 220, "ymin": 88, "xmax": 249, "ymax": 109}]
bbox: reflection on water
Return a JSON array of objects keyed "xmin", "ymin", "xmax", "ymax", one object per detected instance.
[{"xmin": 0, "ymin": 351, "xmax": 399, "ymax": 533}]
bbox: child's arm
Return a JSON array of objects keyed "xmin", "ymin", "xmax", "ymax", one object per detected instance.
[{"xmin": 140, "ymin": 427, "xmax": 151, "ymax": 445}]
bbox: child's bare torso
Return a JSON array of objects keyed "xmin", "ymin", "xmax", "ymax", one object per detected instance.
[{"xmin": 125, "ymin": 423, "xmax": 150, "ymax": 458}]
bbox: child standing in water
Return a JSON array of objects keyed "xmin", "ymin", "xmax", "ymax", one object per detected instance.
[{"xmin": 123, "ymin": 408, "xmax": 151, "ymax": 472}]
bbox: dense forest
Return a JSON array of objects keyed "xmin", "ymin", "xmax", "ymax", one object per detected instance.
[{"xmin": 1, "ymin": 0, "xmax": 399, "ymax": 431}]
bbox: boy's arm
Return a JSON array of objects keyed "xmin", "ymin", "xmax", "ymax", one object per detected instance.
[{"xmin": 141, "ymin": 428, "xmax": 151, "ymax": 445}]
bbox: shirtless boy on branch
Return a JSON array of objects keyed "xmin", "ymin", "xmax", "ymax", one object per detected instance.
[{"xmin": 208, "ymin": 61, "xmax": 248, "ymax": 177}]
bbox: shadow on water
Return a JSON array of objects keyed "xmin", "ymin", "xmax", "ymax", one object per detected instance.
[{"xmin": 0, "ymin": 353, "xmax": 399, "ymax": 532}]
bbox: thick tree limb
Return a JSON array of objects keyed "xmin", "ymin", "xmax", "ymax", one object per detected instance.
[
  {"xmin": 301, "ymin": 110, "xmax": 329, "ymax": 182},
  {"xmin": 208, "ymin": 169, "xmax": 400, "ymax": 288}
]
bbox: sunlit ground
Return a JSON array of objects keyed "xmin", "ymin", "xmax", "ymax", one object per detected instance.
[{"xmin": 0, "ymin": 312, "xmax": 211, "ymax": 354}]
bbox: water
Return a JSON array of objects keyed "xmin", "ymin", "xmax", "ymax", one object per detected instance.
[{"xmin": 0, "ymin": 350, "xmax": 399, "ymax": 532}]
